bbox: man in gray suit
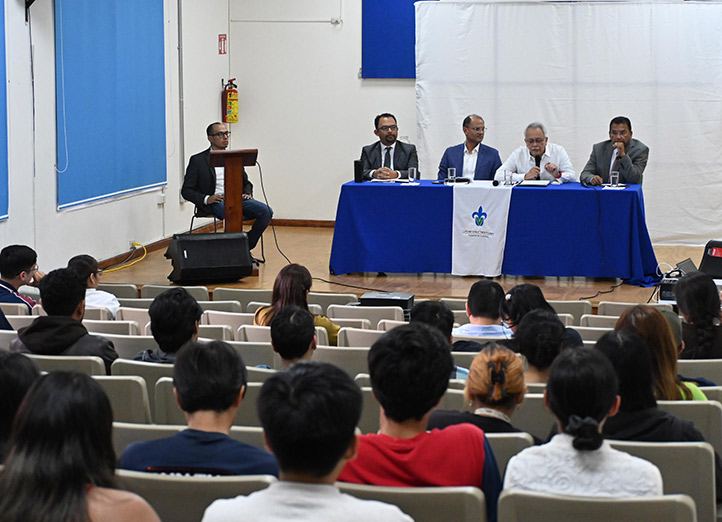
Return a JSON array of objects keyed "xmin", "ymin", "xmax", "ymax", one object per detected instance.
[
  {"xmin": 580, "ymin": 116, "xmax": 649, "ymax": 186},
  {"xmin": 360, "ymin": 113, "xmax": 418, "ymax": 181}
]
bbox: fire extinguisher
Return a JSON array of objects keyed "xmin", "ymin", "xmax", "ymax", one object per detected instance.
[{"xmin": 222, "ymin": 78, "xmax": 238, "ymax": 123}]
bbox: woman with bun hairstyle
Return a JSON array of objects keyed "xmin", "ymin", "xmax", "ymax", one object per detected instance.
[
  {"xmin": 675, "ymin": 270, "xmax": 722, "ymax": 359},
  {"xmin": 504, "ymin": 347, "xmax": 663, "ymax": 497},
  {"xmin": 428, "ymin": 343, "xmax": 537, "ymax": 440},
  {"xmin": 0, "ymin": 372, "xmax": 160, "ymax": 522},
  {"xmin": 615, "ymin": 305, "xmax": 706, "ymax": 400}
]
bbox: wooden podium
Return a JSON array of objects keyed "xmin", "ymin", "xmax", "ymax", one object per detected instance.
[{"xmin": 209, "ymin": 149, "xmax": 258, "ymax": 233}]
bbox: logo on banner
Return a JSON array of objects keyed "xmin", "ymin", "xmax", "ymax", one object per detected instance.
[{"xmin": 472, "ymin": 206, "xmax": 488, "ymax": 227}]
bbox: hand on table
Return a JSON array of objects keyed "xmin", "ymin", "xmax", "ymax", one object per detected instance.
[
  {"xmin": 589, "ymin": 175, "xmax": 604, "ymax": 186},
  {"xmin": 373, "ymin": 168, "xmax": 399, "ymax": 180},
  {"xmin": 524, "ymin": 167, "xmax": 540, "ymax": 180}
]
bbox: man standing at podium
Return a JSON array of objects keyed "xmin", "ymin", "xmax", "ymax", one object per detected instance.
[{"xmin": 182, "ymin": 122, "xmax": 273, "ymax": 253}]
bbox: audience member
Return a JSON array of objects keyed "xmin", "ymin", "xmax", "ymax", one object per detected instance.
[
  {"xmin": 675, "ymin": 270, "xmax": 722, "ymax": 359},
  {"xmin": 134, "ymin": 287, "xmax": 202, "ymax": 363},
  {"xmin": 596, "ymin": 330, "xmax": 722, "ymax": 500},
  {"xmin": 67, "ymin": 254, "xmax": 120, "ymax": 318},
  {"xmin": 409, "ymin": 300, "xmax": 469, "ymax": 380},
  {"xmin": 0, "ymin": 352, "xmax": 40, "ymax": 460},
  {"xmin": 451, "ymin": 280, "xmax": 512, "ymax": 352},
  {"xmin": 0, "ymin": 244, "xmax": 44, "ymax": 312},
  {"xmin": 498, "ymin": 283, "xmax": 583, "ymax": 349},
  {"xmin": 120, "ymin": 340, "xmax": 278, "ymax": 476},
  {"xmin": 338, "ymin": 323, "xmax": 501, "ymax": 522},
  {"xmin": 514, "ymin": 309, "xmax": 565, "ymax": 384},
  {"xmin": 428, "ymin": 343, "xmax": 540, "ymax": 443},
  {"xmin": 359, "ymin": 113, "xmax": 418, "ymax": 181},
  {"xmin": 11, "ymin": 268, "xmax": 118, "ymax": 373},
  {"xmin": 504, "ymin": 347, "xmax": 663, "ymax": 497},
  {"xmin": 615, "ymin": 305, "xmax": 705, "ymax": 400},
  {"xmin": 0, "ymin": 372, "xmax": 160, "ymax": 522},
  {"xmin": 254, "ymin": 264, "xmax": 340, "ymax": 345},
  {"xmin": 270, "ymin": 305, "xmax": 316, "ymax": 367},
  {"xmin": 203, "ymin": 362, "xmax": 412, "ymax": 522}
]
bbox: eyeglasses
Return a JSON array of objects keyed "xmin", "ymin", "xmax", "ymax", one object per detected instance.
[
  {"xmin": 610, "ymin": 130, "xmax": 629, "ymax": 136},
  {"xmin": 378, "ymin": 125, "xmax": 398, "ymax": 132},
  {"xmin": 26, "ymin": 265, "xmax": 38, "ymax": 274},
  {"xmin": 468, "ymin": 126, "xmax": 486, "ymax": 132},
  {"xmin": 212, "ymin": 131, "xmax": 231, "ymax": 138},
  {"xmin": 95, "ymin": 269, "xmax": 104, "ymax": 277},
  {"xmin": 524, "ymin": 138, "xmax": 546, "ymax": 144}
]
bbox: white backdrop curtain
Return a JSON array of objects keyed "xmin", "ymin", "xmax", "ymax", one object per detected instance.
[{"xmin": 415, "ymin": 1, "xmax": 722, "ymax": 245}]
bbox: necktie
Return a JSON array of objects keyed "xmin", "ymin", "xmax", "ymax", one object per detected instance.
[{"xmin": 383, "ymin": 147, "xmax": 391, "ymax": 169}]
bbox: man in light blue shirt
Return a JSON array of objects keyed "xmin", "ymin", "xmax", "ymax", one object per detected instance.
[{"xmin": 452, "ymin": 281, "xmax": 512, "ymax": 351}]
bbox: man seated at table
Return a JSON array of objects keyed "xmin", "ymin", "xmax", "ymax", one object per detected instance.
[
  {"xmin": 360, "ymin": 113, "xmax": 418, "ymax": 181},
  {"xmin": 580, "ymin": 116, "xmax": 649, "ymax": 186},
  {"xmin": 452, "ymin": 281, "xmax": 513, "ymax": 351},
  {"xmin": 438, "ymin": 114, "xmax": 502, "ymax": 180},
  {"xmin": 495, "ymin": 122, "xmax": 576, "ymax": 183}
]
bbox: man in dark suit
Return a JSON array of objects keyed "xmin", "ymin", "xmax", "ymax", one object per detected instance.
[
  {"xmin": 360, "ymin": 113, "xmax": 418, "ymax": 181},
  {"xmin": 181, "ymin": 122, "xmax": 272, "ymax": 251},
  {"xmin": 437, "ymin": 114, "xmax": 502, "ymax": 180},
  {"xmin": 580, "ymin": 116, "xmax": 649, "ymax": 186}
]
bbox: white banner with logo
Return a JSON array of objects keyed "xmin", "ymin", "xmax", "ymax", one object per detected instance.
[{"xmin": 451, "ymin": 182, "xmax": 513, "ymax": 276}]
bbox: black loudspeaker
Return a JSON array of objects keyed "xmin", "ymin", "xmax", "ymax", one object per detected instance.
[
  {"xmin": 164, "ymin": 232, "xmax": 253, "ymax": 284},
  {"xmin": 700, "ymin": 240, "xmax": 722, "ymax": 278}
]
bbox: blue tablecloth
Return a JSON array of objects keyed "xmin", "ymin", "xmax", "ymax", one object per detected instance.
[{"xmin": 329, "ymin": 181, "xmax": 660, "ymax": 286}]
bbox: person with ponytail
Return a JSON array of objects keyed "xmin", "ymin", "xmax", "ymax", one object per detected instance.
[
  {"xmin": 504, "ymin": 347, "xmax": 663, "ymax": 497},
  {"xmin": 675, "ymin": 270, "xmax": 722, "ymax": 359},
  {"xmin": 428, "ymin": 343, "xmax": 537, "ymax": 441},
  {"xmin": 0, "ymin": 372, "xmax": 160, "ymax": 522}
]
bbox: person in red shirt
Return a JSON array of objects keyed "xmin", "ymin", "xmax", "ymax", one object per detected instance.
[{"xmin": 338, "ymin": 323, "xmax": 502, "ymax": 522}]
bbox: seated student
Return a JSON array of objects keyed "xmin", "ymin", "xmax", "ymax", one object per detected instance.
[
  {"xmin": 675, "ymin": 270, "xmax": 722, "ymax": 359},
  {"xmin": 427, "ymin": 343, "xmax": 541, "ymax": 443},
  {"xmin": 615, "ymin": 305, "xmax": 706, "ymax": 400},
  {"xmin": 499, "ymin": 283, "xmax": 583, "ymax": 349},
  {"xmin": 504, "ymin": 347, "xmax": 663, "ymax": 497},
  {"xmin": 0, "ymin": 244, "xmax": 45, "ymax": 313},
  {"xmin": 11, "ymin": 268, "xmax": 118, "ymax": 373},
  {"xmin": 409, "ymin": 300, "xmax": 469, "ymax": 380},
  {"xmin": 119, "ymin": 340, "xmax": 278, "ymax": 476},
  {"xmin": 337, "ymin": 323, "xmax": 502, "ymax": 522},
  {"xmin": 67, "ymin": 254, "xmax": 120, "ymax": 318},
  {"xmin": 0, "ymin": 372, "xmax": 160, "ymax": 522},
  {"xmin": 203, "ymin": 362, "xmax": 412, "ymax": 522},
  {"xmin": 514, "ymin": 310, "xmax": 565, "ymax": 384},
  {"xmin": 134, "ymin": 288, "xmax": 203, "ymax": 363},
  {"xmin": 0, "ymin": 352, "xmax": 40, "ymax": 460},
  {"xmin": 270, "ymin": 305, "xmax": 316, "ymax": 368},
  {"xmin": 596, "ymin": 330, "xmax": 722, "ymax": 501},
  {"xmin": 451, "ymin": 280, "xmax": 513, "ymax": 352}
]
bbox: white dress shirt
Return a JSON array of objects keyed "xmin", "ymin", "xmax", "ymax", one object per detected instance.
[
  {"xmin": 495, "ymin": 142, "xmax": 577, "ymax": 183},
  {"xmin": 373, "ymin": 142, "xmax": 396, "ymax": 176},
  {"xmin": 462, "ymin": 144, "xmax": 479, "ymax": 179}
]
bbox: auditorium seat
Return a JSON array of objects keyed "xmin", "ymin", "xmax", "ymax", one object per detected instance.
[
  {"xmin": 332, "ymin": 317, "xmax": 372, "ymax": 329},
  {"xmin": 117, "ymin": 469, "xmax": 275, "ymax": 522},
  {"xmin": 32, "ymin": 303, "xmax": 111, "ymax": 320},
  {"xmin": 327, "ymin": 304, "xmax": 405, "ymax": 325},
  {"xmin": 110, "ymin": 359, "xmax": 173, "ymax": 419},
  {"xmin": 201, "ymin": 310, "xmax": 255, "ymax": 331},
  {"xmin": 677, "ymin": 359, "xmax": 722, "ymax": 387},
  {"xmin": 3, "ymin": 314, "xmax": 34, "ymax": 330},
  {"xmin": 609, "ymin": 440, "xmax": 715, "ymax": 522},
  {"xmin": 658, "ymin": 400, "xmax": 722, "ymax": 455},
  {"xmin": 485, "ymin": 432, "xmax": 535, "ymax": 477},
  {"xmin": 225, "ymin": 341, "xmax": 276, "ymax": 368},
  {"xmin": 94, "ymin": 375, "xmax": 152, "ymax": 423},
  {"xmin": 377, "ymin": 319, "xmax": 407, "ymax": 331},
  {"xmin": 119, "ymin": 298, "xmax": 242, "ymax": 313},
  {"xmin": 557, "ymin": 313, "xmax": 574, "ymax": 327},
  {"xmin": 83, "ymin": 319, "xmax": 140, "ymax": 336},
  {"xmin": 246, "ymin": 301, "xmax": 322, "ymax": 316},
  {"xmin": 699, "ymin": 386, "xmax": 722, "ymax": 403},
  {"xmin": 575, "ymin": 326, "xmax": 613, "ymax": 342},
  {"xmin": 338, "ymin": 483, "xmax": 486, "ymax": 522},
  {"xmin": 337, "ymin": 327, "xmax": 384, "ymax": 348},
  {"xmin": 597, "ymin": 301, "xmax": 673, "ymax": 316},
  {"xmin": 0, "ymin": 302, "xmax": 30, "ymax": 315},
  {"xmin": 115, "ymin": 307, "xmax": 151, "ymax": 327},
  {"xmin": 579, "ymin": 314, "xmax": 619, "ymax": 328},
  {"xmin": 24, "ymin": 354, "xmax": 106, "ymax": 375},
  {"xmin": 497, "ymin": 490, "xmax": 696, "ymax": 522},
  {"xmin": 440, "ymin": 298, "xmax": 467, "ymax": 310},
  {"xmin": 237, "ymin": 324, "xmax": 328, "ymax": 346},
  {"xmin": 97, "ymin": 283, "xmax": 139, "ymax": 298},
  {"xmin": 525, "ymin": 382, "xmax": 546, "ymax": 394},
  {"xmin": 312, "ymin": 346, "xmax": 370, "ymax": 378},
  {"xmin": 452, "ymin": 310, "xmax": 471, "ymax": 325},
  {"xmin": 0, "ymin": 330, "xmax": 18, "ymax": 351},
  {"xmin": 246, "ymin": 366, "xmax": 276, "ymax": 382},
  {"xmin": 548, "ymin": 300, "xmax": 593, "ymax": 326},
  {"xmin": 308, "ymin": 291, "xmax": 359, "ymax": 314},
  {"xmin": 512, "ymin": 393, "xmax": 555, "ymax": 442},
  {"xmin": 100, "ymin": 333, "xmax": 157, "ymax": 359},
  {"xmin": 140, "ymin": 284, "xmax": 209, "ymax": 301},
  {"xmin": 212, "ymin": 288, "xmax": 273, "ymax": 312}
]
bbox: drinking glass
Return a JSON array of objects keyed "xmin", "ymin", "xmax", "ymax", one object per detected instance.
[
  {"xmin": 610, "ymin": 170, "xmax": 620, "ymax": 187},
  {"xmin": 504, "ymin": 170, "xmax": 513, "ymax": 186},
  {"xmin": 448, "ymin": 168, "xmax": 457, "ymax": 183},
  {"xmin": 408, "ymin": 167, "xmax": 417, "ymax": 183}
]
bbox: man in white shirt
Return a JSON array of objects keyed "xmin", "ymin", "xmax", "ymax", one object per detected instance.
[
  {"xmin": 495, "ymin": 122, "xmax": 576, "ymax": 183},
  {"xmin": 452, "ymin": 280, "xmax": 513, "ymax": 351}
]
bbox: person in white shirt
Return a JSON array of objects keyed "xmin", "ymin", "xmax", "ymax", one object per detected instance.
[
  {"xmin": 504, "ymin": 347, "xmax": 663, "ymax": 497},
  {"xmin": 202, "ymin": 362, "xmax": 413, "ymax": 522},
  {"xmin": 495, "ymin": 122, "xmax": 577, "ymax": 183},
  {"xmin": 452, "ymin": 280, "xmax": 513, "ymax": 344},
  {"xmin": 67, "ymin": 254, "xmax": 120, "ymax": 318}
]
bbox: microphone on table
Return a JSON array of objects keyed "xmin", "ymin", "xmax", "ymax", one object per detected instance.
[{"xmin": 492, "ymin": 180, "xmax": 499, "ymax": 186}]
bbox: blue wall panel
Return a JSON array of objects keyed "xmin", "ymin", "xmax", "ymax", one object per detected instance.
[{"xmin": 55, "ymin": 0, "xmax": 166, "ymax": 208}]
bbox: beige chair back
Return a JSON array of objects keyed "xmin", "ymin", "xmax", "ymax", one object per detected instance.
[
  {"xmin": 225, "ymin": 341, "xmax": 276, "ymax": 368},
  {"xmin": 247, "ymin": 366, "xmax": 276, "ymax": 382},
  {"xmin": 0, "ymin": 302, "xmax": 30, "ymax": 315},
  {"xmin": 110, "ymin": 359, "xmax": 173, "ymax": 418},
  {"xmin": 0, "ymin": 330, "xmax": 18, "ymax": 351},
  {"xmin": 580, "ymin": 314, "xmax": 619, "ymax": 328},
  {"xmin": 312, "ymin": 346, "xmax": 370, "ymax": 378},
  {"xmin": 116, "ymin": 307, "xmax": 151, "ymax": 327},
  {"xmin": 332, "ymin": 317, "xmax": 372, "ymax": 330},
  {"xmin": 116, "ymin": 469, "xmax": 275, "ymax": 522},
  {"xmin": 377, "ymin": 319, "xmax": 407, "ymax": 331},
  {"xmin": 512, "ymin": 393, "xmax": 556, "ymax": 442},
  {"xmin": 327, "ymin": 304, "xmax": 404, "ymax": 324},
  {"xmin": 337, "ymin": 327, "xmax": 384, "ymax": 348},
  {"xmin": 440, "ymin": 297, "xmax": 467, "ymax": 310},
  {"xmin": 452, "ymin": 309, "xmax": 471, "ymax": 325},
  {"xmin": 201, "ymin": 310, "xmax": 255, "ymax": 331},
  {"xmin": 93, "ymin": 375, "xmax": 152, "ymax": 423},
  {"xmin": 658, "ymin": 400, "xmax": 722, "ymax": 455},
  {"xmin": 485, "ymin": 432, "xmax": 535, "ymax": 477},
  {"xmin": 97, "ymin": 283, "xmax": 139, "ymax": 298},
  {"xmin": 83, "ymin": 307, "xmax": 112, "ymax": 320},
  {"xmin": 101, "ymin": 333, "xmax": 157, "ymax": 360},
  {"xmin": 677, "ymin": 359, "xmax": 722, "ymax": 387},
  {"xmin": 24, "ymin": 354, "xmax": 106, "ymax": 375},
  {"xmin": 575, "ymin": 326, "xmax": 613, "ymax": 342},
  {"xmin": 308, "ymin": 291, "xmax": 358, "ymax": 314},
  {"xmin": 548, "ymin": 300, "xmax": 593, "ymax": 326},
  {"xmin": 212, "ymin": 288, "xmax": 273, "ymax": 312},
  {"xmin": 84, "ymin": 319, "xmax": 140, "ymax": 336},
  {"xmin": 4, "ymin": 314, "xmax": 35, "ymax": 330},
  {"xmin": 140, "ymin": 284, "xmax": 209, "ymax": 301},
  {"xmin": 597, "ymin": 301, "xmax": 673, "ymax": 317}
]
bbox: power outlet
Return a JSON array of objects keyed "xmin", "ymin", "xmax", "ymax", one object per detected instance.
[
  {"xmin": 129, "ymin": 241, "xmax": 137, "ymax": 250},
  {"xmin": 157, "ymin": 193, "xmax": 166, "ymax": 205}
]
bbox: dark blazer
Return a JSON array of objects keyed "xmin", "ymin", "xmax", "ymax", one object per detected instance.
[
  {"xmin": 580, "ymin": 138, "xmax": 649, "ymax": 185},
  {"xmin": 360, "ymin": 141, "xmax": 418, "ymax": 181},
  {"xmin": 181, "ymin": 148, "xmax": 253, "ymax": 214},
  {"xmin": 437, "ymin": 143, "xmax": 502, "ymax": 180}
]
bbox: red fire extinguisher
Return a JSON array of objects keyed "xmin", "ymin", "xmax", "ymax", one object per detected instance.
[{"xmin": 222, "ymin": 78, "xmax": 238, "ymax": 123}]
